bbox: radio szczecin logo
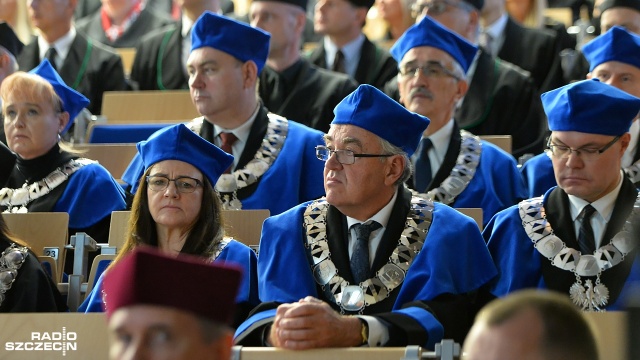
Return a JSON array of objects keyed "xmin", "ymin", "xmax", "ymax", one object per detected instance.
[{"xmin": 5, "ymin": 327, "xmax": 77, "ymax": 356}]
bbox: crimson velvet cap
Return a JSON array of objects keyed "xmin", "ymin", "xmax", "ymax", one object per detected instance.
[
  {"xmin": 332, "ymin": 84, "xmax": 430, "ymax": 156},
  {"xmin": 191, "ymin": 11, "xmax": 271, "ymax": 74},
  {"xmin": 137, "ymin": 123, "xmax": 234, "ymax": 186},
  {"xmin": 390, "ymin": 15, "xmax": 478, "ymax": 73},
  {"xmin": 29, "ymin": 59, "xmax": 90, "ymax": 133},
  {"xmin": 103, "ymin": 246, "xmax": 242, "ymax": 324},
  {"xmin": 0, "ymin": 22, "xmax": 23, "ymax": 58},
  {"xmin": 541, "ymin": 79, "xmax": 640, "ymax": 136},
  {"xmin": 582, "ymin": 26, "xmax": 640, "ymax": 72}
]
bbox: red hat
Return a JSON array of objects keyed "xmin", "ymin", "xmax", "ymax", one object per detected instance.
[{"xmin": 103, "ymin": 246, "xmax": 242, "ymax": 325}]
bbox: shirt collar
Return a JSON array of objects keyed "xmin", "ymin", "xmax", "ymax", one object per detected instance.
[
  {"xmin": 425, "ymin": 119, "xmax": 454, "ymax": 161},
  {"xmin": 484, "ymin": 13, "xmax": 508, "ymax": 41},
  {"xmin": 323, "ymin": 33, "xmax": 365, "ymax": 73},
  {"xmin": 346, "ymin": 190, "xmax": 398, "ymax": 230},
  {"xmin": 181, "ymin": 14, "xmax": 195, "ymax": 38},
  {"xmin": 568, "ymin": 170, "xmax": 624, "ymax": 222},
  {"xmin": 213, "ymin": 104, "xmax": 260, "ymax": 145},
  {"xmin": 38, "ymin": 27, "xmax": 76, "ymax": 62}
]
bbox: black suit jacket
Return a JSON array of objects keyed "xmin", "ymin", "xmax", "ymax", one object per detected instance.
[
  {"xmin": 17, "ymin": 33, "xmax": 129, "ymax": 115},
  {"xmin": 130, "ymin": 22, "xmax": 188, "ymax": 91},
  {"xmin": 308, "ymin": 36, "xmax": 398, "ymax": 90},
  {"xmin": 75, "ymin": 7, "xmax": 174, "ymax": 48},
  {"xmin": 543, "ymin": 177, "xmax": 639, "ymax": 306},
  {"xmin": 259, "ymin": 59, "xmax": 357, "ymax": 133},
  {"xmin": 455, "ymin": 50, "xmax": 547, "ymax": 158},
  {"xmin": 497, "ymin": 17, "xmax": 565, "ymax": 93}
]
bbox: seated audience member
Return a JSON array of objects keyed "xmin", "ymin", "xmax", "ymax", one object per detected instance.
[
  {"xmin": 463, "ymin": 289, "xmax": 599, "ymax": 360},
  {"xmin": 75, "ymin": 0, "xmax": 174, "ymax": 48},
  {"xmin": 235, "ymin": 85, "xmax": 497, "ymax": 349},
  {"xmin": 104, "ymin": 246, "xmax": 241, "ymax": 360},
  {"xmin": 0, "ymin": 22, "xmax": 22, "ymax": 88},
  {"xmin": 19, "ymin": 0, "xmax": 128, "ymax": 116},
  {"xmin": 309, "ymin": 0, "xmax": 399, "ymax": 90},
  {"xmin": 0, "ymin": 210, "xmax": 67, "ymax": 312},
  {"xmin": 401, "ymin": 0, "xmax": 548, "ymax": 159},
  {"xmin": 1, "ymin": 60, "xmax": 127, "ymax": 245},
  {"xmin": 484, "ymin": 79, "xmax": 640, "ymax": 311},
  {"xmin": 130, "ymin": 0, "xmax": 220, "ymax": 91},
  {"xmin": 81, "ymin": 124, "xmax": 258, "ymax": 328},
  {"xmin": 376, "ymin": 0, "xmax": 417, "ymax": 41},
  {"xmin": 250, "ymin": 0, "xmax": 358, "ymax": 133},
  {"xmin": 122, "ymin": 12, "xmax": 326, "ymax": 215},
  {"xmin": 521, "ymin": 26, "xmax": 640, "ymax": 198},
  {"xmin": 505, "ymin": 0, "xmax": 576, "ymax": 51},
  {"xmin": 392, "ymin": 15, "xmax": 526, "ymax": 226}
]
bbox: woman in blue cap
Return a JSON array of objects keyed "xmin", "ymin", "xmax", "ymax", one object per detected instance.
[
  {"xmin": 0, "ymin": 60, "xmax": 126, "ymax": 244},
  {"xmin": 81, "ymin": 124, "xmax": 259, "ymax": 329}
]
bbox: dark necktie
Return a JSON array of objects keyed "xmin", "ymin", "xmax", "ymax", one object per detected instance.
[
  {"xmin": 45, "ymin": 47, "xmax": 58, "ymax": 70},
  {"xmin": 480, "ymin": 31, "xmax": 494, "ymax": 56},
  {"xmin": 350, "ymin": 221, "xmax": 382, "ymax": 284},
  {"xmin": 332, "ymin": 49, "xmax": 346, "ymax": 74},
  {"xmin": 578, "ymin": 204, "xmax": 597, "ymax": 254},
  {"xmin": 414, "ymin": 137, "xmax": 433, "ymax": 192},
  {"xmin": 219, "ymin": 132, "xmax": 237, "ymax": 174}
]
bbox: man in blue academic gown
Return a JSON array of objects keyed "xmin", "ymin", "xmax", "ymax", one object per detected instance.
[
  {"xmin": 521, "ymin": 26, "xmax": 640, "ymax": 197},
  {"xmin": 392, "ymin": 16, "xmax": 526, "ymax": 226},
  {"xmin": 484, "ymin": 79, "xmax": 640, "ymax": 311},
  {"xmin": 122, "ymin": 12, "xmax": 326, "ymax": 215},
  {"xmin": 235, "ymin": 85, "xmax": 497, "ymax": 349}
]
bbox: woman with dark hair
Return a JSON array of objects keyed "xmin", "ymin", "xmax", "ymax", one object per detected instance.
[
  {"xmin": 0, "ymin": 214, "xmax": 66, "ymax": 312},
  {"xmin": 80, "ymin": 124, "xmax": 259, "ymax": 328}
]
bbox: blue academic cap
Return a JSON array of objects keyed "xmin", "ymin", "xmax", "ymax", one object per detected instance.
[
  {"xmin": 582, "ymin": 26, "xmax": 640, "ymax": 72},
  {"xmin": 332, "ymin": 84, "xmax": 430, "ymax": 156},
  {"xmin": 191, "ymin": 11, "xmax": 271, "ymax": 75},
  {"xmin": 541, "ymin": 79, "xmax": 640, "ymax": 136},
  {"xmin": 390, "ymin": 15, "xmax": 478, "ymax": 73},
  {"xmin": 29, "ymin": 59, "xmax": 89, "ymax": 134},
  {"xmin": 0, "ymin": 22, "xmax": 23, "ymax": 58},
  {"xmin": 137, "ymin": 124, "xmax": 234, "ymax": 186}
]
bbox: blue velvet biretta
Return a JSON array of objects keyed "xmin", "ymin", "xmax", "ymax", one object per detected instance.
[
  {"xmin": 137, "ymin": 124, "xmax": 234, "ymax": 186},
  {"xmin": 29, "ymin": 59, "xmax": 90, "ymax": 134},
  {"xmin": 332, "ymin": 84, "xmax": 430, "ymax": 156},
  {"xmin": 390, "ymin": 15, "xmax": 478, "ymax": 73},
  {"xmin": 191, "ymin": 11, "xmax": 271, "ymax": 74},
  {"xmin": 582, "ymin": 26, "xmax": 640, "ymax": 72},
  {"xmin": 103, "ymin": 246, "xmax": 242, "ymax": 325},
  {"xmin": 541, "ymin": 79, "xmax": 640, "ymax": 136},
  {"xmin": 0, "ymin": 22, "xmax": 23, "ymax": 58}
]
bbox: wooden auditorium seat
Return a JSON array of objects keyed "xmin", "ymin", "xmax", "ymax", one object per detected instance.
[
  {"xmin": 71, "ymin": 144, "xmax": 138, "ymax": 180},
  {"xmin": 115, "ymin": 47, "xmax": 136, "ymax": 76},
  {"xmin": 100, "ymin": 90, "xmax": 199, "ymax": 123},
  {"xmin": 479, "ymin": 135, "xmax": 512, "ymax": 154},
  {"xmin": 456, "ymin": 208, "xmax": 483, "ymax": 230}
]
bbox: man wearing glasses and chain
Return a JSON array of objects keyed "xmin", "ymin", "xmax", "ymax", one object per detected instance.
[
  {"xmin": 235, "ymin": 84, "xmax": 497, "ymax": 349},
  {"xmin": 392, "ymin": 15, "xmax": 526, "ymax": 226},
  {"xmin": 521, "ymin": 26, "xmax": 640, "ymax": 198},
  {"xmin": 483, "ymin": 79, "xmax": 640, "ymax": 312}
]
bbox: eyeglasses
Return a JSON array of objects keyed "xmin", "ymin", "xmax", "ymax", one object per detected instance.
[
  {"xmin": 399, "ymin": 61, "xmax": 460, "ymax": 80},
  {"xmin": 315, "ymin": 145, "xmax": 393, "ymax": 165},
  {"xmin": 546, "ymin": 136, "xmax": 621, "ymax": 161},
  {"xmin": 411, "ymin": 0, "xmax": 475, "ymax": 18},
  {"xmin": 146, "ymin": 175, "xmax": 203, "ymax": 193}
]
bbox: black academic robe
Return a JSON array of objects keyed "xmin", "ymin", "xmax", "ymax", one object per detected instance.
[
  {"xmin": 497, "ymin": 17, "xmax": 565, "ymax": 93},
  {"xmin": 75, "ymin": 7, "xmax": 174, "ymax": 48},
  {"xmin": 0, "ymin": 239, "xmax": 67, "ymax": 312},
  {"xmin": 259, "ymin": 59, "xmax": 357, "ymax": 133},
  {"xmin": 17, "ymin": 33, "xmax": 129, "ymax": 115},
  {"xmin": 308, "ymin": 36, "xmax": 398, "ymax": 90},
  {"xmin": 130, "ymin": 22, "xmax": 188, "ymax": 91}
]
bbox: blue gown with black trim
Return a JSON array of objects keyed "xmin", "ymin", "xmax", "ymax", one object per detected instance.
[
  {"xmin": 79, "ymin": 239, "xmax": 258, "ymax": 322},
  {"xmin": 235, "ymin": 188, "xmax": 497, "ymax": 349},
  {"xmin": 484, "ymin": 185, "xmax": 640, "ymax": 310},
  {"xmin": 121, "ymin": 115, "xmax": 326, "ymax": 216}
]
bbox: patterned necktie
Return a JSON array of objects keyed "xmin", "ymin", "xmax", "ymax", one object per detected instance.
[
  {"xmin": 578, "ymin": 204, "xmax": 597, "ymax": 254},
  {"xmin": 414, "ymin": 137, "xmax": 433, "ymax": 193},
  {"xmin": 350, "ymin": 221, "xmax": 382, "ymax": 284},
  {"xmin": 219, "ymin": 132, "xmax": 237, "ymax": 174},
  {"xmin": 332, "ymin": 49, "xmax": 346, "ymax": 74},
  {"xmin": 45, "ymin": 47, "xmax": 58, "ymax": 70}
]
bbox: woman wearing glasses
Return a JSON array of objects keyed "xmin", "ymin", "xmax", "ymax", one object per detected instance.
[{"xmin": 80, "ymin": 124, "xmax": 259, "ymax": 328}]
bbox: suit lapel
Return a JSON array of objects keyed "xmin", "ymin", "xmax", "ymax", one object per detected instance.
[
  {"xmin": 370, "ymin": 187, "xmax": 412, "ymax": 273},
  {"xmin": 455, "ymin": 50, "xmax": 494, "ymax": 129},
  {"xmin": 428, "ymin": 123, "xmax": 462, "ymax": 193},
  {"xmin": 308, "ymin": 43, "xmax": 328, "ymax": 69},
  {"xmin": 327, "ymin": 202, "xmax": 354, "ymax": 283},
  {"xmin": 354, "ymin": 39, "xmax": 374, "ymax": 85}
]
